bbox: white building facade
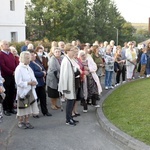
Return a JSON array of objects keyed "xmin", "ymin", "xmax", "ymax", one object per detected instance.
[{"xmin": 0, "ymin": 0, "xmax": 26, "ymax": 42}]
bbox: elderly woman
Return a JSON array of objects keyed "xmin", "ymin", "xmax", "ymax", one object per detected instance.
[
  {"xmin": 91, "ymin": 45, "xmax": 104, "ymax": 79},
  {"xmin": 71, "ymin": 46, "xmax": 82, "ymax": 117},
  {"xmin": 125, "ymin": 41, "xmax": 137, "ymax": 81},
  {"xmin": 104, "ymin": 45, "xmax": 115, "ymax": 89},
  {"xmin": 29, "ymin": 50, "xmax": 51, "ymax": 117},
  {"xmin": 35, "ymin": 46, "xmax": 48, "ymax": 71},
  {"xmin": 58, "ymin": 43, "xmax": 80, "ymax": 126},
  {"xmin": 83, "ymin": 46, "xmax": 102, "ymax": 106},
  {"xmin": 78, "ymin": 50, "xmax": 89, "ymax": 112},
  {"xmin": 46, "ymin": 47, "xmax": 64, "ymax": 110},
  {"xmin": 9, "ymin": 46, "xmax": 19, "ymax": 66},
  {"xmin": 15, "ymin": 51, "xmax": 39, "ymax": 129}
]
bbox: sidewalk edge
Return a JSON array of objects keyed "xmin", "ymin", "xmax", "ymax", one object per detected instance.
[{"xmin": 96, "ymin": 89, "xmax": 150, "ymax": 150}]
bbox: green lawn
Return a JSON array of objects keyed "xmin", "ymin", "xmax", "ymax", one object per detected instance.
[{"xmin": 103, "ymin": 78, "xmax": 150, "ymax": 145}]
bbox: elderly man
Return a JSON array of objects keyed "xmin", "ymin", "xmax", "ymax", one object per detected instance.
[
  {"xmin": 0, "ymin": 40, "xmax": 17, "ymax": 116},
  {"xmin": 21, "ymin": 40, "xmax": 29, "ymax": 52},
  {"xmin": 58, "ymin": 41, "xmax": 65, "ymax": 55}
]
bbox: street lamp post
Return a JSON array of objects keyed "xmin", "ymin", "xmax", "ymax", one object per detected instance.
[{"xmin": 114, "ymin": 27, "xmax": 118, "ymax": 46}]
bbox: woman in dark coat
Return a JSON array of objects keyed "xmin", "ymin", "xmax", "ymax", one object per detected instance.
[{"xmin": 29, "ymin": 50, "xmax": 51, "ymax": 117}]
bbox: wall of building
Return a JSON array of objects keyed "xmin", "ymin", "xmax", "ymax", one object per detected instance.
[
  {"xmin": 0, "ymin": 26, "xmax": 25, "ymax": 42},
  {"xmin": 0, "ymin": 0, "xmax": 26, "ymax": 42}
]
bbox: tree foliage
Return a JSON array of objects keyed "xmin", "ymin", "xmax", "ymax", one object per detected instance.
[{"xmin": 25, "ymin": 0, "xmax": 135, "ymax": 45}]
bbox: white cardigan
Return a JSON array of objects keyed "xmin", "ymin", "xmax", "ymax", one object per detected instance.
[
  {"xmin": 58, "ymin": 56, "xmax": 76, "ymax": 100},
  {"xmin": 15, "ymin": 63, "xmax": 38, "ymax": 100}
]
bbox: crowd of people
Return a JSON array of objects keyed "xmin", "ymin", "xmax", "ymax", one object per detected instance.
[{"xmin": 0, "ymin": 39, "xmax": 149, "ymax": 129}]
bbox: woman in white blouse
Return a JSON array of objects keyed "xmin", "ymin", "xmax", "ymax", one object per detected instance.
[
  {"xmin": 125, "ymin": 41, "xmax": 137, "ymax": 81},
  {"xmin": 15, "ymin": 51, "xmax": 39, "ymax": 129}
]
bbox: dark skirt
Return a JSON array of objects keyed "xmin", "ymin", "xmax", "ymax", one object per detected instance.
[{"xmin": 47, "ymin": 86, "xmax": 59, "ymax": 98}]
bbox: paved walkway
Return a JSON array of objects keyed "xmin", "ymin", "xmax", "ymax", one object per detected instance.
[{"xmin": 0, "ymin": 75, "xmax": 149, "ymax": 150}]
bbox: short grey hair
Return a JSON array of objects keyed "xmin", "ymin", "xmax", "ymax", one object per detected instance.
[{"xmin": 19, "ymin": 51, "xmax": 31, "ymax": 63}]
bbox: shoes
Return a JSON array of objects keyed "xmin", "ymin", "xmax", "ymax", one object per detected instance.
[
  {"xmin": 109, "ymin": 86, "xmax": 114, "ymax": 89},
  {"xmin": 55, "ymin": 105, "xmax": 61, "ymax": 109},
  {"xmin": 3, "ymin": 110, "xmax": 11, "ymax": 116},
  {"xmin": 18, "ymin": 122, "xmax": 26, "ymax": 129},
  {"xmin": 9, "ymin": 109, "xmax": 17, "ymax": 114},
  {"xmin": 87, "ymin": 102, "xmax": 91, "ymax": 105},
  {"xmin": 83, "ymin": 109, "xmax": 87, "ymax": 113},
  {"xmin": 71, "ymin": 119, "xmax": 79, "ymax": 123},
  {"xmin": 33, "ymin": 115, "xmax": 40, "ymax": 118},
  {"xmin": 43, "ymin": 112, "xmax": 52, "ymax": 116},
  {"xmin": 75, "ymin": 113, "xmax": 80, "ymax": 116},
  {"xmin": 105, "ymin": 86, "xmax": 108, "ymax": 90},
  {"xmin": 72, "ymin": 113, "xmax": 80, "ymax": 117},
  {"xmin": 24, "ymin": 123, "xmax": 34, "ymax": 129},
  {"xmin": 87, "ymin": 99, "xmax": 92, "ymax": 105},
  {"xmin": 66, "ymin": 120, "xmax": 76, "ymax": 126},
  {"xmin": 51, "ymin": 105, "xmax": 58, "ymax": 110},
  {"xmin": 122, "ymin": 81, "xmax": 126, "ymax": 84},
  {"xmin": 115, "ymin": 83, "xmax": 120, "ymax": 87},
  {"xmin": 60, "ymin": 98, "xmax": 65, "ymax": 102},
  {"xmin": 140, "ymin": 76, "xmax": 144, "ymax": 78},
  {"xmin": 72, "ymin": 114, "xmax": 77, "ymax": 117},
  {"xmin": 94, "ymin": 104, "xmax": 100, "ymax": 108}
]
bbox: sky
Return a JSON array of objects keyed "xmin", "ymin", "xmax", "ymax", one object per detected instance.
[
  {"xmin": 26, "ymin": 0, "xmax": 149, "ymax": 23},
  {"xmin": 113, "ymin": 0, "xmax": 150, "ymax": 23}
]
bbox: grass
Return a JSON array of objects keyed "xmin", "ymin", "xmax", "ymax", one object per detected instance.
[{"xmin": 103, "ymin": 78, "xmax": 150, "ymax": 145}]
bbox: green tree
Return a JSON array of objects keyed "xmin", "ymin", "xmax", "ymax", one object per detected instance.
[{"xmin": 25, "ymin": 0, "xmax": 136, "ymax": 44}]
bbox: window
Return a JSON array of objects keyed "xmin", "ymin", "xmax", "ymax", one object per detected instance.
[
  {"xmin": 10, "ymin": 0, "xmax": 15, "ymax": 11},
  {"xmin": 11, "ymin": 32, "xmax": 17, "ymax": 42}
]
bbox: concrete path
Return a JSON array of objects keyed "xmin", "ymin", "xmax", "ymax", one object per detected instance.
[{"xmin": 0, "ymin": 80, "xmax": 127, "ymax": 150}]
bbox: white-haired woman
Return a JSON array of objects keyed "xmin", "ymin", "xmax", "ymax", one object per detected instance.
[
  {"xmin": 15, "ymin": 51, "xmax": 39, "ymax": 129},
  {"xmin": 125, "ymin": 41, "xmax": 137, "ymax": 81}
]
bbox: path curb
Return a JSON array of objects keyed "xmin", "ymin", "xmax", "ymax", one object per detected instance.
[{"xmin": 96, "ymin": 87, "xmax": 150, "ymax": 150}]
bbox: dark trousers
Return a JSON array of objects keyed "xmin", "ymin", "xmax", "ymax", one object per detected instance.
[
  {"xmin": 82, "ymin": 99, "xmax": 88, "ymax": 110},
  {"xmin": 91, "ymin": 94, "xmax": 97, "ymax": 105},
  {"xmin": 36, "ymin": 86, "xmax": 48, "ymax": 115},
  {"xmin": 116, "ymin": 66, "xmax": 126, "ymax": 84},
  {"xmin": 3, "ymin": 76, "xmax": 15, "ymax": 111},
  {"xmin": 66, "ymin": 99, "xmax": 74, "ymax": 122},
  {"xmin": 122, "ymin": 66, "xmax": 126, "ymax": 81},
  {"xmin": 116, "ymin": 70, "xmax": 122, "ymax": 84}
]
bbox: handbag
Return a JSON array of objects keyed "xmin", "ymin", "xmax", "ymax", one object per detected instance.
[
  {"xmin": 18, "ymin": 90, "xmax": 35, "ymax": 109},
  {"xmin": 96, "ymin": 67, "xmax": 102, "ymax": 77}
]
